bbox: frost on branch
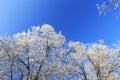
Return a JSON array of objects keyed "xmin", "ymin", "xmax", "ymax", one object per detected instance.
[{"xmin": 97, "ymin": 0, "xmax": 120, "ymax": 17}]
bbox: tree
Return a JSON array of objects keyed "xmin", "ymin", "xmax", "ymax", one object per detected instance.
[
  {"xmin": 0, "ymin": 24, "xmax": 66, "ymax": 80},
  {"xmin": 85, "ymin": 40, "xmax": 120, "ymax": 80},
  {"xmin": 66, "ymin": 41, "xmax": 88, "ymax": 80},
  {"xmin": 13, "ymin": 24, "xmax": 65, "ymax": 80}
]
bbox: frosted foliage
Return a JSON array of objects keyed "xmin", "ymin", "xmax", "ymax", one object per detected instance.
[
  {"xmin": 41, "ymin": 24, "xmax": 65, "ymax": 47},
  {"xmin": 87, "ymin": 43, "xmax": 108, "ymax": 63},
  {"xmin": 14, "ymin": 32, "xmax": 35, "ymax": 47},
  {"xmin": 31, "ymin": 24, "xmax": 65, "ymax": 47},
  {"xmin": 97, "ymin": 0, "xmax": 120, "ymax": 16},
  {"xmin": 41, "ymin": 24, "xmax": 54, "ymax": 35},
  {"xmin": 68, "ymin": 41, "xmax": 86, "ymax": 64},
  {"xmin": 69, "ymin": 41, "xmax": 85, "ymax": 54}
]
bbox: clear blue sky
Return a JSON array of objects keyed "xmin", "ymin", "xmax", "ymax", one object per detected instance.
[{"xmin": 0, "ymin": 0, "xmax": 120, "ymax": 45}]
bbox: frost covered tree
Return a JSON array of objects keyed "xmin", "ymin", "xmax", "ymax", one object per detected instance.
[
  {"xmin": 66, "ymin": 41, "xmax": 88, "ymax": 80},
  {"xmin": 0, "ymin": 24, "xmax": 66, "ymax": 80},
  {"xmin": 97, "ymin": 0, "xmax": 120, "ymax": 17},
  {"xmin": 0, "ymin": 24, "xmax": 120, "ymax": 80},
  {"xmin": 13, "ymin": 24, "xmax": 65, "ymax": 80},
  {"xmin": 85, "ymin": 40, "xmax": 120, "ymax": 80}
]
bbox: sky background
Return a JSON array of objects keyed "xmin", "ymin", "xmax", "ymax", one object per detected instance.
[{"xmin": 0, "ymin": 0, "xmax": 120, "ymax": 45}]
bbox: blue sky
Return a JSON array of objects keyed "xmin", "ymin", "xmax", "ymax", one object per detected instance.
[{"xmin": 0, "ymin": 0, "xmax": 120, "ymax": 45}]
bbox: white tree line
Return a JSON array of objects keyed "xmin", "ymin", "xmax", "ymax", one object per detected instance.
[{"xmin": 0, "ymin": 24, "xmax": 120, "ymax": 80}]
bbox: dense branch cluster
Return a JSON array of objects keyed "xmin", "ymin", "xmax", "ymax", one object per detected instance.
[{"xmin": 0, "ymin": 24, "xmax": 120, "ymax": 80}]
